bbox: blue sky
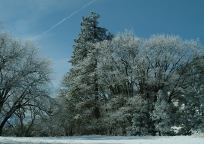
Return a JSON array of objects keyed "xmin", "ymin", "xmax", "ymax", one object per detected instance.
[{"xmin": 0, "ymin": 0, "xmax": 203, "ymax": 94}]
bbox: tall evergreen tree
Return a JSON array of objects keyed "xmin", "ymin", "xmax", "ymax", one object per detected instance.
[{"xmin": 63, "ymin": 12, "xmax": 112, "ymax": 135}]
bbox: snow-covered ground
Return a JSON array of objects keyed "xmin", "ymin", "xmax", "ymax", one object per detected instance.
[{"xmin": 0, "ymin": 135, "xmax": 204, "ymax": 144}]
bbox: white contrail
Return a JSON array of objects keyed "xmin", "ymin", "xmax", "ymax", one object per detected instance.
[{"xmin": 34, "ymin": 0, "xmax": 96, "ymax": 40}]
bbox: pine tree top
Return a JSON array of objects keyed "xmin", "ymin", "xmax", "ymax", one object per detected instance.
[{"xmin": 70, "ymin": 12, "xmax": 113, "ymax": 65}]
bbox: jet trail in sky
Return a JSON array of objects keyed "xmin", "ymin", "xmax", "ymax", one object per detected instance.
[{"xmin": 35, "ymin": 0, "xmax": 96, "ymax": 39}]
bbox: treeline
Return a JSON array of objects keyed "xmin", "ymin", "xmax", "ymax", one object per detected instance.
[
  {"xmin": 56, "ymin": 12, "xmax": 204, "ymax": 136},
  {"xmin": 1, "ymin": 12, "xmax": 204, "ymax": 137}
]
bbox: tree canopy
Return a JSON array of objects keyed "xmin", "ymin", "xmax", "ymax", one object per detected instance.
[{"xmin": 58, "ymin": 12, "xmax": 204, "ymax": 136}]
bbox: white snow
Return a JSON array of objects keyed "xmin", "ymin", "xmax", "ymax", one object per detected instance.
[{"xmin": 0, "ymin": 136, "xmax": 204, "ymax": 144}]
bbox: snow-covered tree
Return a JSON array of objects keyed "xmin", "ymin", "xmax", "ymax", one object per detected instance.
[
  {"xmin": 177, "ymin": 55, "xmax": 204, "ymax": 135},
  {"xmin": 97, "ymin": 32, "xmax": 141, "ymax": 98},
  {"xmin": 130, "ymin": 95, "xmax": 153, "ymax": 136},
  {"xmin": 0, "ymin": 33, "xmax": 52, "ymax": 136},
  {"xmin": 96, "ymin": 33, "xmax": 202, "ymax": 136},
  {"xmin": 61, "ymin": 12, "xmax": 112, "ymax": 135},
  {"xmin": 152, "ymin": 90, "xmax": 176, "ymax": 135}
]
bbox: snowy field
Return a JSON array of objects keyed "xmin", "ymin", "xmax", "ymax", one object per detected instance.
[{"xmin": 0, "ymin": 136, "xmax": 204, "ymax": 144}]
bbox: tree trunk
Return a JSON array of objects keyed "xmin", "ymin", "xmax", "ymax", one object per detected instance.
[
  {"xmin": 93, "ymin": 57, "xmax": 100, "ymax": 120},
  {"xmin": 159, "ymin": 131, "xmax": 161, "ymax": 136},
  {"xmin": 0, "ymin": 100, "xmax": 4, "ymax": 113},
  {"xmin": 0, "ymin": 105, "xmax": 17, "ymax": 135},
  {"xmin": 0, "ymin": 115, "xmax": 11, "ymax": 135}
]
